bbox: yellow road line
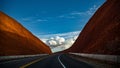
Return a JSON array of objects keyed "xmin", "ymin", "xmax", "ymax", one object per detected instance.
[{"xmin": 19, "ymin": 57, "xmax": 45, "ymax": 68}]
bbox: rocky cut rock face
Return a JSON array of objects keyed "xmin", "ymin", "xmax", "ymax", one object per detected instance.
[
  {"xmin": 0, "ymin": 12, "xmax": 52, "ymax": 56},
  {"xmin": 64, "ymin": 0, "xmax": 120, "ymax": 55}
]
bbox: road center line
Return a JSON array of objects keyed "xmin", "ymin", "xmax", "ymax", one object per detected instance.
[
  {"xmin": 58, "ymin": 55, "xmax": 66, "ymax": 68},
  {"xmin": 19, "ymin": 57, "xmax": 45, "ymax": 68}
]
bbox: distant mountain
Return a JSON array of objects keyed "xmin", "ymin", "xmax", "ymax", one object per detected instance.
[
  {"xmin": 64, "ymin": 0, "xmax": 120, "ymax": 55},
  {"xmin": 0, "ymin": 11, "xmax": 52, "ymax": 56}
]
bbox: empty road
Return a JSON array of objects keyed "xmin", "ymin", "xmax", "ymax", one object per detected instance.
[{"xmin": 0, "ymin": 54, "xmax": 93, "ymax": 68}]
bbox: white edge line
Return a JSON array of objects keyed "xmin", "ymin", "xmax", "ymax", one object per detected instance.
[{"xmin": 58, "ymin": 55, "xmax": 66, "ymax": 68}]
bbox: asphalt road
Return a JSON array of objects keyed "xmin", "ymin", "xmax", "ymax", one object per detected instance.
[{"xmin": 0, "ymin": 54, "xmax": 93, "ymax": 68}]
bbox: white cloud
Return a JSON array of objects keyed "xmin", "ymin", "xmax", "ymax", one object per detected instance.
[
  {"xmin": 48, "ymin": 40, "xmax": 57, "ymax": 46},
  {"xmin": 70, "ymin": 5, "xmax": 98, "ymax": 16},
  {"xmin": 57, "ymin": 5, "xmax": 99, "ymax": 19},
  {"xmin": 55, "ymin": 36, "xmax": 65, "ymax": 44},
  {"xmin": 21, "ymin": 17, "xmax": 34, "ymax": 21},
  {"xmin": 21, "ymin": 17, "xmax": 48, "ymax": 23},
  {"xmin": 22, "ymin": 18, "xmax": 30, "ymax": 21},
  {"xmin": 58, "ymin": 15, "xmax": 75, "ymax": 19},
  {"xmin": 36, "ymin": 19, "xmax": 47, "ymax": 22},
  {"xmin": 58, "ymin": 15, "xmax": 65, "ymax": 18},
  {"xmin": 41, "ymin": 38, "xmax": 48, "ymax": 43},
  {"xmin": 49, "ymin": 35, "xmax": 78, "ymax": 52},
  {"xmin": 66, "ymin": 16, "xmax": 75, "ymax": 19},
  {"xmin": 46, "ymin": 36, "xmax": 65, "ymax": 46},
  {"xmin": 64, "ymin": 38, "xmax": 74, "ymax": 48},
  {"xmin": 86, "ymin": 5, "xmax": 98, "ymax": 15},
  {"xmin": 36, "ymin": 31, "xmax": 80, "ymax": 52},
  {"xmin": 52, "ymin": 46, "xmax": 65, "ymax": 52},
  {"xmin": 70, "ymin": 12, "xmax": 83, "ymax": 15},
  {"xmin": 37, "ymin": 31, "xmax": 80, "ymax": 39}
]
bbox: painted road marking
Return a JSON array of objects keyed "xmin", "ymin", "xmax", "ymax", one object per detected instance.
[
  {"xmin": 58, "ymin": 55, "xmax": 66, "ymax": 68},
  {"xmin": 19, "ymin": 58, "xmax": 44, "ymax": 68}
]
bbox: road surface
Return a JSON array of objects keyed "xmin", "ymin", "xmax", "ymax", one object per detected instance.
[{"xmin": 0, "ymin": 54, "xmax": 93, "ymax": 68}]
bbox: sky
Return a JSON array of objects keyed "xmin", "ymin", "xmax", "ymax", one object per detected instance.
[{"xmin": 0, "ymin": 0, "xmax": 105, "ymax": 52}]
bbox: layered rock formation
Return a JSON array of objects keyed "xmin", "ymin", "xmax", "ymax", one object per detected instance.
[
  {"xmin": 0, "ymin": 12, "xmax": 52, "ymax": 56},
  {"xmin": 64, "ymin": 0, "xmax": 120, "ymax": 55}
]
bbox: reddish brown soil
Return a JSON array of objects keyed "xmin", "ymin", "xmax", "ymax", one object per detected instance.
[
  {"xmin": 64, "ymin": 0, "xmax": 120, "ymax": 55},
  {"xmin": 0, "ymin": 12, "xmax": 52, "ymax": 56}
]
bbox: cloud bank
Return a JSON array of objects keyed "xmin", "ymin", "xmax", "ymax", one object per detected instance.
[
  {"xmin": 45, "ymin": 35, "xmax": 78, "ymax": 52},
  {"xmin": 36, "ymin": 31, "xmax": 80, "ymax": 52}
]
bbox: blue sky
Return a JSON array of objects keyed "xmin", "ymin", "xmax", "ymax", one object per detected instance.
[
  {"xmin": 0, "ymin": 0, "xmax": 105, "ymax": 52},
  {"xmin": 0, "ymin": 0, "xmax": 105, "ymax": 34}
]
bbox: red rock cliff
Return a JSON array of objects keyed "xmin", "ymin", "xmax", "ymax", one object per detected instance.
[
  {"xmin": 0, "ymin": 12, "xmax": 52, "ymax": 56},
  {"xmin": 64, "ymin": 0, "xmax": 120, "ymax": 55}
]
